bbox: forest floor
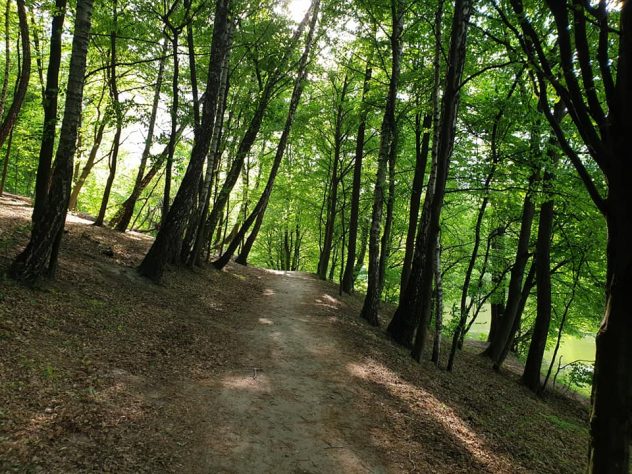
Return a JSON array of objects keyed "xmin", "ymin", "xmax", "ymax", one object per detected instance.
[{"xmin": 0, "ymin": 193, "xmax": 589, "ymax": 473}]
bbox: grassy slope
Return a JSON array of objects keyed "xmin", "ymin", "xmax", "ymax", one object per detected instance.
[{"xmin": 0, "ymin": 194, "xmax": 588, "ymax": 472}]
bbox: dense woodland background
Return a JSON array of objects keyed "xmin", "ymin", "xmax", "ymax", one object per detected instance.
[{"xmin": 0, "ymin": 0, "xmax": 630, "ymax": 470}]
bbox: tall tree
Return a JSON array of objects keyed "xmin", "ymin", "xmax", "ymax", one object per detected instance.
[
  {"xmin": 138, "ymin": 0, "xmax": 232, "ymax": 281},
  {"xmin": 213, "ymin": 0, "xmax": 320, "ymax": 270},
  {"xmin": 0, "ymin": 0, "xmax": 30, "ymax": 150},
  {"xmin": 317, "ymin": 73, "xmax": 350, "ymax": 280},
  {"xmin": 341, "ymin": 60, "xmax": 372, "ymax": 294},
  {"xmin": 387, "ymin": 0, "xmax": 444, "ymax": 346},
  {"xmin": 94, "ymin": 0, "xmax": 123, "ymax": 226},
  {"xmin": 359, "ymin": 0, "xmax": 403, "ymax": 326},
  {"xmin": 409, "ymin": 0, "xmax": 473, "ymax": 361},
  {"xmin": 521, "ymin": 103, "xmax": 564, "ymax": 392},
  {"xmin": 497, "ymin": 1, "xmax": 632, "ymax": 465},
  {"xmin": 9, "ymin": 0, "xmax": 94, "ymax": 282},
  {"xmin": 111, "ymin": 38, "xmax": 169, "ymax": 231},
  {"xmin": 32, "ymin": 0, "xmax": 66, "ymax": 222},
  {"xmin": 192, "ymin": 9, "xmax": 313, "ymax": 265}
]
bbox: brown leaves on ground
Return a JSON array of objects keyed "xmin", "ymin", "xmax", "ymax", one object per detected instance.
[{"xmin": 0, "ymin": 194, "xmax": 588, "ymax": 472}]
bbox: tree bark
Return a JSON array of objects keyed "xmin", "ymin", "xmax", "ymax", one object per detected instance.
[
  {"xmin": 0, "ymin": 0, "xmax": 29, "ymax": 150},
  {"xmin": 431, "ymin": 233, "xmax": 443, "ymax": 366},
  {"xmin": 214, "ymin": 0, "xmax": 320, "ymax": 270},
  {"xmin": 377, "ymin": 127, "xmax": 398, "ymax": 293},
  {"xmin": 387, "ymin": 0, "xmax": 443, "ymax": 345},
  {"xmin": 161, "ymin": 29, "xmax": 180, "ymax": 225},
  {"xmin": 9, "ymin": 0, "xmax": 94, "ymax": 283},
  {"xmin": 95, "ymin": 0, "xmax": 122, "ymax": 227},
  {"xmin": 400, "ymin": 111, "xmax": 431, "ymax": 292},
  {"xmin": 410, "ymin": 0, "xmax": 473, "ymax": 361},
  {"xmin": 341, "ymin": 62, "xmax": 371, "ymax": 293},
  {"xmin": 138, "ymin": 0, "xmax": 231, "ymax": 281},
  {"xmin": 483, "ymin": 173, "xmax": 537, "ymax": 367},
  {"xmin": 68, "ymin": 118, "xmax": 106, "ymax": 211},
  {"xmin": 522, "ymin": 103, "xmax": 564, "ymax": 392},
  {"xmin": 112, "ymin": 38, "xmax": 168, "ymax": 231},
  {"xmin": 32, "ymin": 0, "xmax": 66, "ymax": 222},
  {"xmin": 359, "ymin": 0, "xmax": 403, "ymax": 327},
  {"xmin": 317, "ymin": 73, "xmax": 349, "ymax": 280},
  {"xmin": 0, "ymin": 0, "xmax": 11, "ymax": 121},
  {"xmin": 202, "ymin": 10, "xmax": 313, "ymax": 256},
  {"xmin": 185, "ymin": 20, "xmax": 232, "ymax": 265}
]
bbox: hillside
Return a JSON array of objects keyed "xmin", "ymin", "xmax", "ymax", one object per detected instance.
[{"xmin": 0, "ymin": 195, "xmax": 589, "ymax": 473}]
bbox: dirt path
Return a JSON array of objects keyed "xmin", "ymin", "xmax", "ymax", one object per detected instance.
[{"xmin": 186, "ymin": 271, "xmax": 389, "ymax": 473}]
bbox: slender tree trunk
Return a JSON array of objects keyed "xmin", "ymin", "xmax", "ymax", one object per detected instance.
[
  {"xmin": 0, "ymin": 0, "xmax": 11, "ymax": 121},
  {"xmin": 184, "ymin": 0, "xmax": 199, "ymax": 130},
  {"xmin": 359, "ymin": 0, "xmax": 403, "ymax": 327},
  {"xmin": 68, "ymin": 119, "xmax": 106, "ymax": 210},
  {"xmin": 387, "ymin": 0, "xmax": 444, "ymax": 345},
  {"xmin": 203, "ymin": 10, "xmax": 313, "ymax": 254},
  {"xmin": 410, "ymin": 0, "xmax": 473, "ymax": 361},
  {"xmin": 486, "ymin": 226, "xmax": 506, "ymax": 342},
  {"xmin": 400, "ymin": 111, "xmax": 431, "ymax": 293},
  {"xmin": 522, "ymin": 104, "xmax": 564, "ymax": 391},
  {"xmin": 138, "ymin": 0, "xmax": 231, "ymax": 281},
  {"xmin": 318, "ymin": 74, "xmax": 349, "ymax": 279},
  {"xmin": 378, "ymin": 128, "xmax": 398, "ymax": 293},
  {"xmin": 0, "ymin": 0, "xmax": 29, "ymax": 151},
  {"xmin": 214, "ymin": 0, "xmax": 320, "ymax": 270},
  {"xmin": 0, "ymin": 127, "xmax": 14, "ymax": 195},
  {"xmin": 32, "ymin": 0, "xmax": 66, "ymax": 221},
  {"xmin": 354, "ymin": 221, "xmax": 368, "ymax": 277},
  {"xmin": 186, "ymin": 21, "xmax": 232, "ymax": 265},
  {"xmin": 112, "ymin": 38, "xmax": 168, "ymax": 231},
  {"xmin": 162, "ymin": 30, "xmax": 180, "ymax": 225},
  {"xmin": 521, "ymin": 189, "xmax": 553, "ymax": 390},
  {"xmin": 431, "ymin": 233, "xmax": 443, "ymax": 365},
  {"xmin": 483, "ymin": 173, "xmax": 537, "ymax": 368},
  {"xmin": 29, "ymin": 10, "xmax": 45, "ymax": 100},
  {"xmin": 9, "ymin": 0, "xmax": 94, "ymax": 282},
  {"xmin": 341, "ymin": 63, "xmax": 372, "ymax": 293},
  {"xmin": 95, "ymin": 0, "xmax": 122, "ymax": 226}
]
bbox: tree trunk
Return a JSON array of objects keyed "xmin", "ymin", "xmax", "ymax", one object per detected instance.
[
  {"xmin": 95, "ymin": 0, "xmax": 122, "ymax": 227},
  {"xmin": 0, "ymin": 0, "xmax": 29, "ymax": 150},
  {"xmin": 161, "ymin": 30, "xmax": 180, "ymax": 225},
  {"xmin": 214, "ymin": 0, "xmax": 320, "ymax": 270},
  {"xmin": 186, "ymin": 20, "xmax": 232, "ymax": 265},
  {"xmin": 203, "ymin": 10, "xmax": 313, "ymax": 255},
  {"xmin": 400, "ymin": 111, "xmax": 431, "ymax": 292},
  {"xmin": 483, "ymin": 173, "xmax": 536, "ymax": 368},
  {"xmin": 431, "ymin": 233, "xmax": 443, "ymax": 366},
  {"xmin": 359, "ymin": 0, "xmax": 403, "ymax": 327},
  {"xmin": 68, "ymin": 118, "xmax": 106, "ymax": 211},
  {"xmin": 112, "ymin": 38, "xmax": 168, "ymax": 231},
  {"xmin": 9, "ymin": 0, "xmax": 94, "ymax": 283},
  {"xmin": 589, "ymin": 4, "xmax": 632, "ymax": 459},
  {"xmin": 377, "ymin": 128, "xmax": 398, "ymax": 293},
  {"xmin": 0, "ymin": 0, "xmax": 11, "ymax": 121},
  {"xmin": 522, "ymin": 104, "xmax": 564, "ymax": 392},
  {"xmin": 410, "ymin": 0, "xmax": 473, "ymax": 361},
  {"xmin": 317, "ymin": 73, "xmax": 349, "ymax": 280},
  {"xmin": 341, "ymin": 63, "xmax": 372, "ymax": 293},
  {"xmin": 0, "ymin": 127, "xmax": 14, "ymax": 195},
  {"xmin": 32, "ymin": 0, "xmax": 66, "ymax": 222},
  {"xmin": 184, "ymin": 0, "xmax": 200, "ymax": 130},
  {"xmin": 138, "ymin": 0, "xmax": 231, "ymax": 282},
  {"xmin": 387, "ymin": 0, "xmax": 443, "ymax": 345}
]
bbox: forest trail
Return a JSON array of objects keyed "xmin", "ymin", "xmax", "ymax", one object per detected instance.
[
  {"xmin": 1, "ymin": 195, "xmax": 589, "ymax": 473},
  {"xmin": 185, "ymin": 271, "xmax": 388, "ymax": 473}
]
